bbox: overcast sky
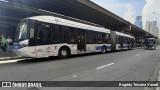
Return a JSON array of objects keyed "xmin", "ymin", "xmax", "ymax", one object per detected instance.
[{"xmin": 91, "ymin": 0, "xmax": 160, "ymax": 30}]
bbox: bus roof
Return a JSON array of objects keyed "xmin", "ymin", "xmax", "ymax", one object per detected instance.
[
  {"xmin": 26, "ymin": 16, "xmax": 110, "ymax": 34},
  {"xmin": 146, "ymin": 38, "xmax": 155, "ymax": 39},
  {"xmin": 115, "ymin": 31, "xmax": 134, "ymax": 39},
  {"xmin": 25, "ymin": 15, "xmax": 134, "ymax": 38}
]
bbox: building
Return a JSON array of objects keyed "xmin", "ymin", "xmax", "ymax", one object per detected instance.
[
  {"xmin": 134, "ymin": 16, "xmax": 143, "ymax": 28},
  {"xmin": 145, "ymin": 21, "xmax": 152, "ymax": 32},
  {"xmin": 145, "ymin": 21, "xmax": 159, "ymax": 37},
  {"xmin": 152, "ymin": 21, "xmax": 157, "ymax": 26},
  {"xmin": 152, "ymin": 26, "xmax": 159, "ymax": 37},
  {"xmin": 158, "ymin": 32, "xmax": 160, "ymax": 44}
]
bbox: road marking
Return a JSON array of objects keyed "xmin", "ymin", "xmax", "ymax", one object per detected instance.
[
  {"xmin": 135, "ymin": 54, "xmax": 140, "ymax": 56},
  {"xmin": 0, "ymin": 59, "xmax": 24, "ymax": 64},
  {"xmin": 73, "ymin": 75, "xmax": 77, "ymax": 78},
  {"xmin": 97, "ymin": 63, "xmax": 114, "ymax": 70}
]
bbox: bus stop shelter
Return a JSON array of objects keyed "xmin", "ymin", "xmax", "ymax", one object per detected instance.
[{"xmin": 0, "ymin": 0, "xmax": 156, "ymax": 39}]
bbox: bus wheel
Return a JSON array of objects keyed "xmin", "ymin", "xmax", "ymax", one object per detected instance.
[
  {"xmin": 154, "ymin": 47, "xmax": 156, "ymax": 50},
  {"xmin": 59, "ymin": 47, "xmax": 70, "ymax": 59},
  {"xmin": 101, "ymin": 46, "xmax": 106, "ymax": 54}
]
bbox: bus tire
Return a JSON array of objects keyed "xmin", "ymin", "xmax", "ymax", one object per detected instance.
[
  {"xmin": 58, "ymin": 47, "xmax": 70, "ymax": 59},
  {"xmin": 101, "ymin": 46, "xmax": 106, "ymax": 54}
]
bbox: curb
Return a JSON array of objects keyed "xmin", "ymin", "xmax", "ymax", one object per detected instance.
[
  {"xmin": 0, "ymin": 56, "xmax": 22, "ymax": 61},
  {"xmin": 156, "ymin": 71, "xmax": 160, "ymax": 90},
  {"xmin": 144, "ymin": 62, "xmax": 160, "ymax": 90}
]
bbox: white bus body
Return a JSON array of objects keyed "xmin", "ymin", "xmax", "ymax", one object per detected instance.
[{"xmin": 13, "ymin": 15, "xmax": 135, "ymax": 58}]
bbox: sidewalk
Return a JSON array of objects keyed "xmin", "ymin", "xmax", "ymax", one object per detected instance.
[
  {"xmin": 0, "ymin": 49, "xmax": 19, "ymax": 60},
  {"xmin": 144, "ymin": 62, "xmax": 160, "ymax": 90},
  {"xmin": 156, "ymin": 69, "xmax": 160, "ymax": 90}
]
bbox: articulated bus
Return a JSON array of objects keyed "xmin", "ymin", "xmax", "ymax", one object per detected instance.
[{"xmin": 13, "ymin": 16, "xmax": 135, "ymax": 58}]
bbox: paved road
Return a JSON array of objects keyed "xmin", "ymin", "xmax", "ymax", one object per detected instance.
[{"xmin": 0, "ymin": 46, "xmax": 160, "ymax": 90}]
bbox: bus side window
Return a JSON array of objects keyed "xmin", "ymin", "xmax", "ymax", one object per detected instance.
[
  {"xmin": 124, "ymin": 37, "xmax": 127, "ymax": 44},
  {"xmin": 86, "ymin": 31, "xmax": 96, "ymax": 44},
  {"xmin": 128, "ymin": 38, "xmax": 131, "ymax": 44},
  {"xmin": 29, "ymin": 20, "xmax": 36, "ymax": 46},
  {"xmin": 29, "ymin": 28, "xmax": 35, "ymax": 46},
  {"xmin": 119, "ymin": 36, "xmax": 122, "ymax": 44},
  {"xmin": 52, "ymin": 25, "xmax": 61, "ymax": 42},
  {"xmin": 125, "ymin": 37, "xmax": 127, "ymax": 43},
  {"xmin": 106, "ymin": 34, "xmax": 110, "ymax": 44},
  {"xmin": 74, "ymin": 28, "xmax": 78, "ymax": 43},
  {"xmin": 36, "ymin": 22, "xmax": 52, "ymax": 45},
  {"xmin": 116, "ymin": 36, "xmax": 120, "ymax": 44},
  {"xmin": 102, "ymin": 33, "xmax": 106, "ymax": 44},
  {"xmin": 97, "ymin": 33, "xmax": 102, "ymax": 44},
  {"xmin": 61, "ymin": 26, "xmax": 74, "ymax": 43}
]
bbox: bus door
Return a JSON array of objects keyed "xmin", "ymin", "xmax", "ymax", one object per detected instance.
[
  {"xmin": 120, "ymin": 37, "xmax": 123, "ymax": 49},
  {"xmin": 76, "ymin": 29, "xmax": 86, "ymax": 52},
  {"xmin": 28, "ymin": 20, "xmax": 37, "ymax": 57}
]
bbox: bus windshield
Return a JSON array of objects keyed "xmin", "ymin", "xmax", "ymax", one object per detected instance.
[
  {"xmin": 15, "ymin": 20, "xmax": 28, "ymax": 41},
  {"xmin": 145, "ymin": 38, "xmax": 155, "ymax": 45}
]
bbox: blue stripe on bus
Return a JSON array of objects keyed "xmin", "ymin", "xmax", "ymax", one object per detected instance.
[
  {"xmin": 118, "ymin": 45, "xmax": 128, "ymax": 49},
  {"xmin": 123, "ymin": 45, "xmax": 128, "ymax": 48},
  {"xmin": 96, "ymin": 46, "xmax": 102, "ymax": 50},
  {"xmin": 106, "ymin": 46, "xmax": 111, "ymax": 49},
  {"xmin": 96, "ymin": 46, "xmax": 111, "ymax": 50},
  {"xmin": 118, "ymin": 46, "xmax": 121, "ymax": 48}
]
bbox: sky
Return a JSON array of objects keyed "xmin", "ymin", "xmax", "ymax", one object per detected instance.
[{"xmin": 91, "ymin": 0, "xmax": 160, "ymax": 30}]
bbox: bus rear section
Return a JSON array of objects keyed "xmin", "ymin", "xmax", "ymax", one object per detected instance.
[{"xmin": 111, "ymin": 31, "xmax": 135, "ymax": 51}]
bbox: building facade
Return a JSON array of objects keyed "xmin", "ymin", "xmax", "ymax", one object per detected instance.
[
  {"xmin": 145, "ymin": 21, "xmax": 159, "ymax": 37},
  {"xmin": 134, "ymin": 16, "xmax": 143, "ymax": 28},
  {"xmin": 145, "ymin": 21, "xmax": 152, "ymax": 33}
]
